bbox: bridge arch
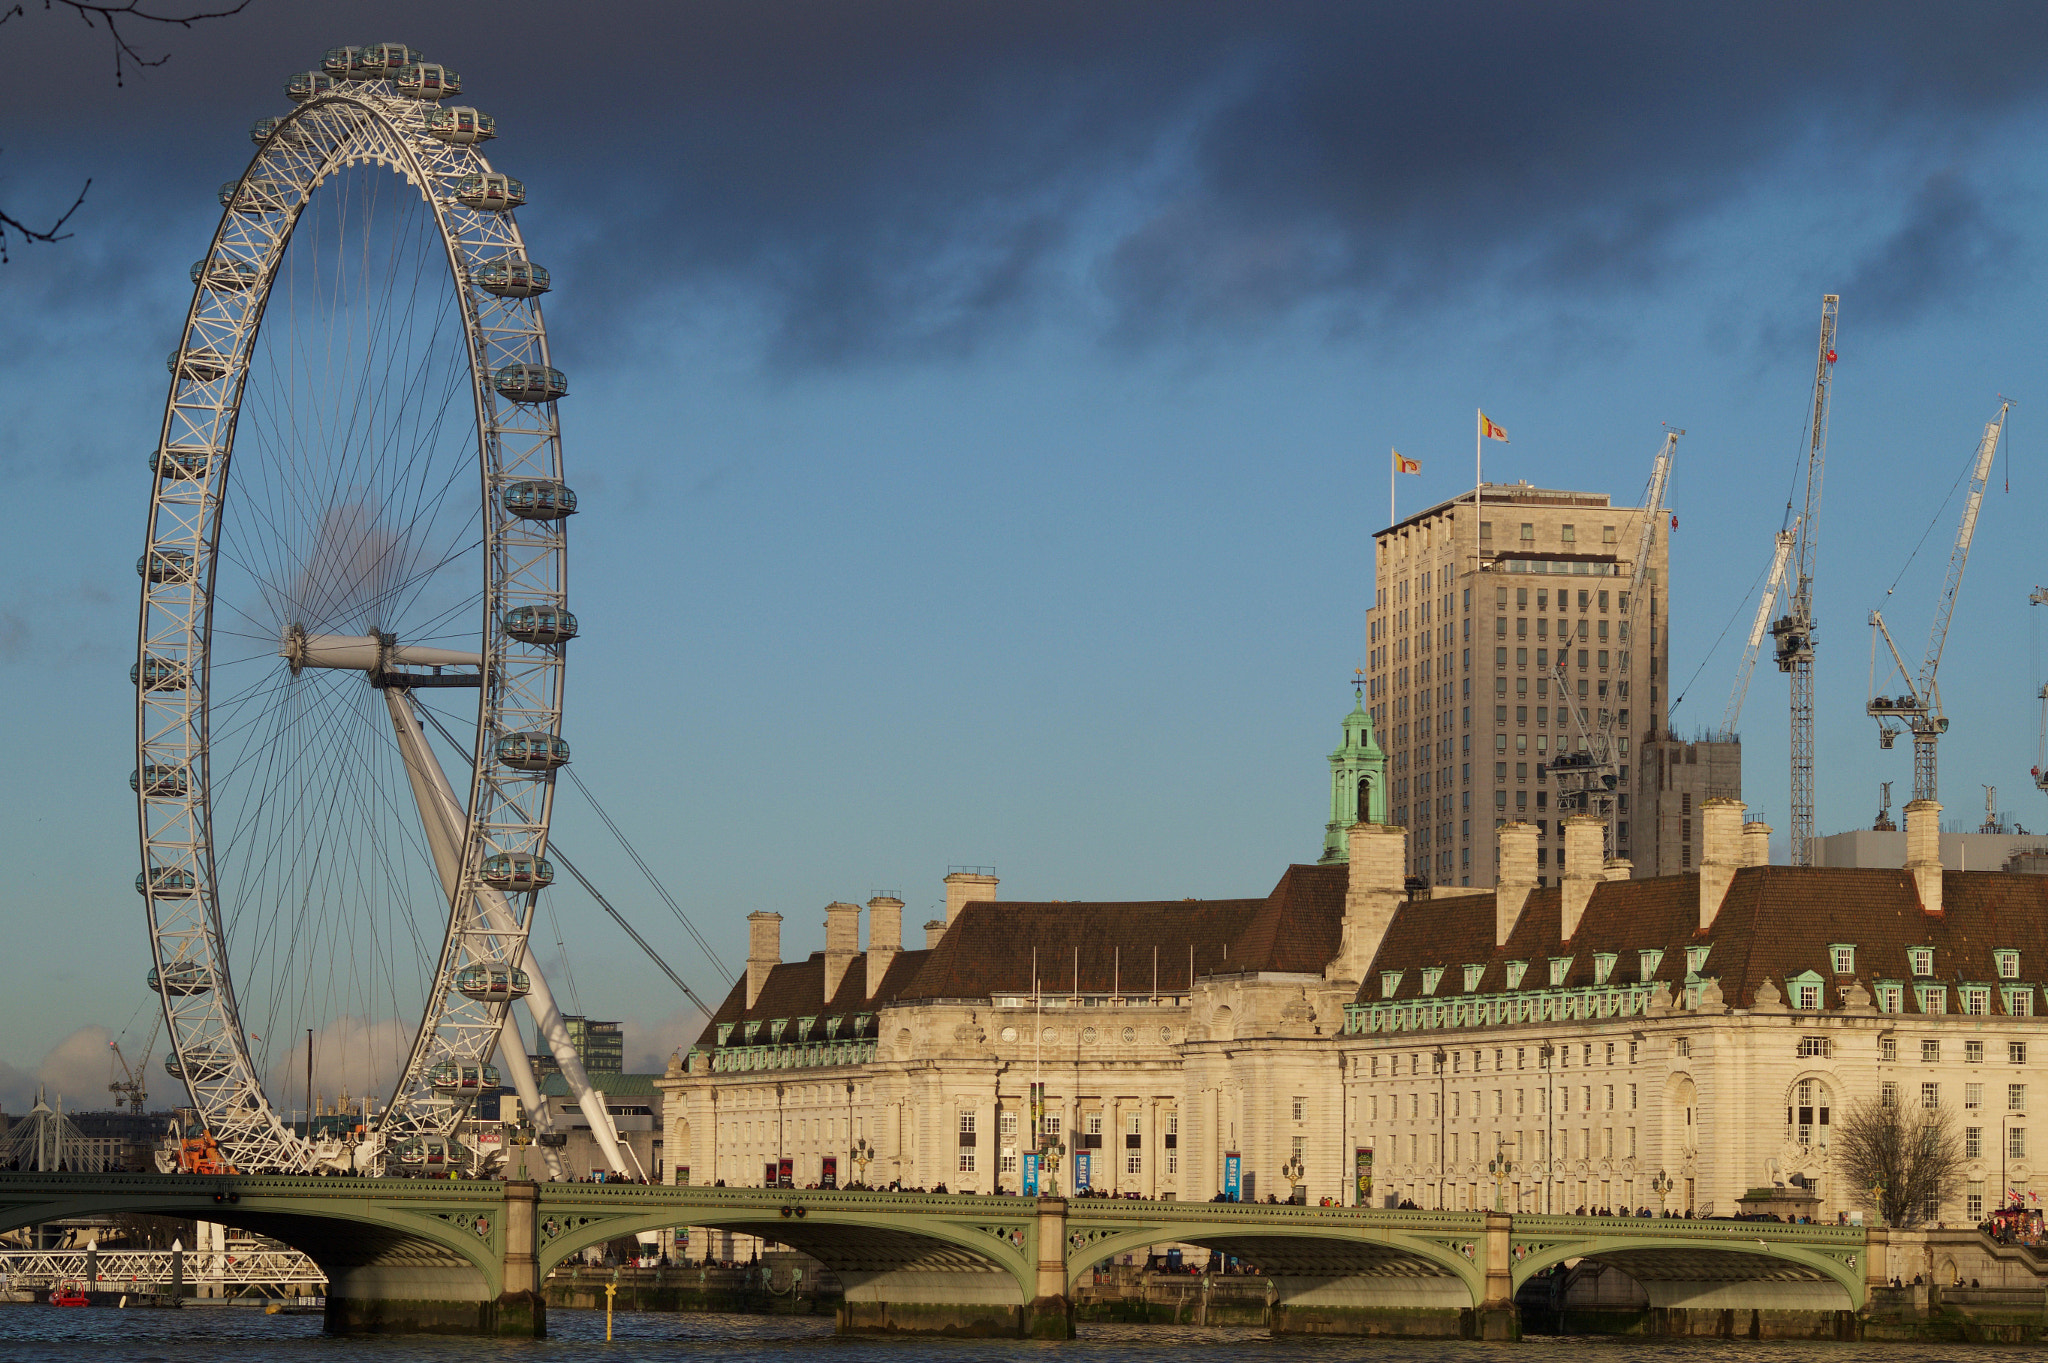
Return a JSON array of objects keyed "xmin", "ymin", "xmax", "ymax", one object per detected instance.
[
  {"xmin": 1065, "ymin": 1213, "xmax": 1487, "ymax": 1311},
  {"xmin": 1509, "ymin": 1224, "xmax": 1864, "ymax": 1312},
  {"xmin": 0, "ymin": 1173, "xmax": 508, "ymax": 1311}
]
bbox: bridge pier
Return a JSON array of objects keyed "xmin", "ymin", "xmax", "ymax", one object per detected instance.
[{"xmin": 323, "ymin": 1180, "xmax": 545, "ymax": 1337}]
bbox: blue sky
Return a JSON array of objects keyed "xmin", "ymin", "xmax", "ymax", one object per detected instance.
[{"xmin": 6, "ymin": 2, "xmax": 2048, "ymax": 1108}]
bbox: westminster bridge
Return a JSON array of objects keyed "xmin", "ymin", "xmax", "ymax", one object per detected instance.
[{"xmin": 0, "ymin": 1173, "xmax": 1877, "ymax": 1338}]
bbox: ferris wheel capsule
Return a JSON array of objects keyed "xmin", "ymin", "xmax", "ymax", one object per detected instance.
[
  {"xmin": 394, "ymin": 63, "xmax": 461, "ymax": 100},
  {"xmin": 474, "ymin": 255, "xmax": 547, "ymax": 298},
  {"xmin": 137, "ymin": 866, "xmax": 198, "ymax": 896},
  {"xmin": 355, "ymin": 42, "xmax": 418, "ymax": 76},
  {"xmin": 504, "ymin": 605, "xmax": 577, "ymax": 645},
  {"xmin": 454, "ymin": 173, "xmax": 524, "ymax": 211},
  {"xmin": 496, "ymin": 733, "xmax": 569, "ymax": 771},
  {"xmin": 428, "ymin": 1062, "xmax": 500, "ymax": 1092},
  {"xmin": 424, "ymin": 106, "xmax": 495, "ymax": 144},
  {"xmin": 192, "ymin": 257, "xmax": 262, "ymax": 290},
  {"xmin": 285, "ymin": 71, "xmax": 335, "ymax": 102},
  {"xmin": 320, "ymin": 46, "xmax": 359, "ymax": 76},
  {"xmin": 480, "ymin": 851, "xmax": 555, "ymax": 891},
  {"xmin": 132, "ymin": 656, "xmax": 189, "ymax": 691},
  {"xmin": 132, "ymin": 763, "xmax": 190, "ymax": 797},
  {"xmin": 137, "ymin": 548, "xmax": 195, "ymax": 583},
  {"xmin": 151, "ymin": 446, "xmax": 214, "ymax": 480},
  {"xmin": 168, "ymin": 346, "xmax": 231, "ymax": 383},
  {"xmin": 148, "ymin": 962, "xmax": 213, "ymax": 995},
  {"xmin": 501, "ymin": 481, "xmax": 577, "ymax": 520},
  {"xmin": 492, "ymin": 363, "xmax": 567, "ymax": 402},
  {"xmin": 453, "ymin": 965, "xmax": 530, "ymax": 1002}
]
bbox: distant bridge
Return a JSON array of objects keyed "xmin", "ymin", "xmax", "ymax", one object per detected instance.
[
  {"xmin": 0, "ymin": 1246, "xmax": 323, "ymax": 1295},
  {"xmin": 0, "ymin": 1173, "xmax": 1876, "ymax": 1337}
]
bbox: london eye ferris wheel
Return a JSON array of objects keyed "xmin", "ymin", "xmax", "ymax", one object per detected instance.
[{"xmin": 134, "ymin": 42, "xmax": 619, "ymax": 1175}]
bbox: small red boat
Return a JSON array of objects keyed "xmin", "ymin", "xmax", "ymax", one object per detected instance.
[{"xmin": 49, "ymin": 1288, "xmax": 90, "ymax": 1307}]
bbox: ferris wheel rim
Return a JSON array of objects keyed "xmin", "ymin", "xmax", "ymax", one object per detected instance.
[{"xmin": 135, "ymin": 66, "xmax": 570, "ymax": 1173}]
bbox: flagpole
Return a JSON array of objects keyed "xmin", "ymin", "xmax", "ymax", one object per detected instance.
[
  {"xmin": 1390, "ymin": 448, "xmax": 1396, "ymax": 527},
  {"xmin": 1474, "ymin": 409, "xmax": 1483, "ymax": 575}
]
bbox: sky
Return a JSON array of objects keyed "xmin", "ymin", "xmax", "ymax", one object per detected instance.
[{"xmin": 6, "ymin": 1, "xmax": 2048, "ymax": 1112}]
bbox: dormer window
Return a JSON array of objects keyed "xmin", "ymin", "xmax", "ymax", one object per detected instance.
[
  {"xmin": 1639, "ymin": 948, "xmax": 1664, "ymax": 981},
  {"xmin": 1787, "ymin": 969, "xmax": 1824, "ymax": 1010},
  {"xmin": 1910, "ymin": 948, "xmax": 1934, "ymax": 977},
  {"xmin": 717, "ymin": 1023, "xmax": 735, "ymax": 1045},
  {"xmin": 743, "ymin": 1020, "xmax": 762, "ymax": 1043},
  {"xmin": 1593, "ymin": 952, "xmax": 1617, "ymax": 985},
  {"xmin": 1421, "ymin": 966, "xmax": 1445, "ymax": 995},
  {"xmin": 1831, "ymin": 944, "xmax": 1856, "ymax": 975},
  {"xmin": 824, "ymin": 1016, "xmax": 844, "ymax": 1039},
  {"xmin": 1997, "ymin": 950, "xmax": 2021, "ymax": 980},
  {"xmin": 1548, "ymin": 956, "xmax": 1573, "ymax": 987},
  {"xmin": 1463, "ymin": 963, "xmax": 1485, "ymax": 992},
  {"xmin": 796, "ymin": 1015, "xmax": 817, "ymax": 1040},
  {"xmin": 1685, "ymin": 944, "xmax": 1712, "ymax": 976},
  {"xmin": 1506, "ymin": 961, "xmax": 1529, "ymax": 989},
  {"xmin": 1380, "ymin": 970, "xmax": 1405, "ymax": 999},
  {"xmin": 769, "ymin": 1018, "xmax": 790, "ymax": 1042}
]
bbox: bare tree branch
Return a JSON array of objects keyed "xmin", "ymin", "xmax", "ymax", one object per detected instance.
[
  {"xmin": 0, "ymin": 0, "xmax": 248, "ymax": 259},
  {"xmin": 0, "ymin": 166, "xmax": 89, "ymax": 264},
  {"xmin": 1834, "ymin": 1095, "xmax": 1963, "ymax": 1228},
  {"xmin": 1, "ymin": 0, "xmax": 253, "ymax": 87}
]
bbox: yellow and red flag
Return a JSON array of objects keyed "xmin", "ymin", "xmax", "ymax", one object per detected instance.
[
  {"xmin": 1393, "ymin": 451, "xmax": 1420, "ymax": 474},
  {"xmin": 1479, "ymin": 412, "xmax": 1509, "ymax": 442}
]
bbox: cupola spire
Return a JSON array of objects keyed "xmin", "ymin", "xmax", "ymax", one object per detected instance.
[{"xmin": 1321, "ymin": 670, "xmax": 1388, "ymax": 864}]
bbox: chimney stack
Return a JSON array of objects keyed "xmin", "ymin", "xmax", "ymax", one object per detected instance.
[
  {"xmin": 864, "ymin": 895, "xmax": 903, "ymax": 998},
  {"xmin": 1697, "ymin": 797, "xmax": 1746, "ymax": 931},
  {"xmin": 1326, "ymin": 822, "xmax": 1406, "ymax": 982},
  {"xmin": 1559, "ymin": 815, "xmax": 1604, "ymax": 939},
  {"xmin": 1741, "ymin": 820, "xmax": 1772, "ymax": 868},
  {"xmin": 1494, "ymin": 822, "xmax": 1538, "ymax": 947},
  {"xmin": 1601, "ymin": 857, "xmax": 1633, "ymax": 882},
  {"xmin": 745, "ymin": 910, "xmax": 782, "ymax": 1008},
  {"xmin": 944, "ymin": 869, "xmax": 999, "ymax": 924},
  {"xmin": 822, "ymin": 901, "xmax": 861, "ymax": 1000},
  {"xmin": 923, "ymin": 918, "xmax": 948, "ymax": 949},
  {"xmin": 1905, "ymin": 798, "xmax": 1943, "ymax": 914}
]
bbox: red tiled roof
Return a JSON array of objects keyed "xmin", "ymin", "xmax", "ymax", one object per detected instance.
[{"xmin": 1363, "ymin": 867, "xmax": 2048, "ymax": 1013}]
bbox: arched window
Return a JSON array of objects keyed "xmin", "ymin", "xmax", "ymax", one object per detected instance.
[{"xmin": 1788, "ymin": 1080, "xmax": 1832, "ymax": 1147}]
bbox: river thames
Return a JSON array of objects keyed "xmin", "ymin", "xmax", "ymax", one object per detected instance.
[{"xmin": 0, "ymin": 1310, "xmax": 2042, "ymax": 1363}]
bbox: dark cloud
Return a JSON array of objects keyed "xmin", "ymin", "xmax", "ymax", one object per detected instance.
[
  {"xmin": 1840, "ymin": 172, "xmax": 2019, "ymax": 327},
  {"xmin": 6, "ymin": 2, "xmax": 2048, "ymax": 366}
]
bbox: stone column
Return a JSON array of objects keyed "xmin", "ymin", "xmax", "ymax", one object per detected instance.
[
  {"xmin": 1475, "ymin": 1209, "xmax": 1519, "ymax": 1339},
  {"xmin": 1025, "ymin": 1196, "xmax": 1073, "ymax": 1338}
]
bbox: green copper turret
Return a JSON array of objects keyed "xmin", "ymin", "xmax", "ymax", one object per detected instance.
[{"xmin": 1320, "ymin": 681, "xmax": 1388, "ymax": 864}]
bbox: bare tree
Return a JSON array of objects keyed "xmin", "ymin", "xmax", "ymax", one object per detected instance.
[
  {"xmin": 1833, "ymin": 1095, "xmax": 1964, "ymax": 1227},
  {"xmin": 0, "ymin": 0, "xmax": 249, "ymax": 262}
]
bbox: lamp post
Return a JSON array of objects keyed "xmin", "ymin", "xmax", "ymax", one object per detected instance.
[
  {"xmin": 774, "ymin": 1083, "xmax": 786, "ymax": 1187},
  {"xmin": 1283, "ymin": 1152, "xmax": 1306, "ymax": 1204},
  {"xmin": 1488, "ymin": 1135, "xmax": 1517, "ymax": 1212},
  {"xmin": 844, "ymin": 1081, "xmax": 856, "ymax": 1190},
  {"xmin": 1433, "ymin": 1046, "xmax": 1448, "ymax": 1210},
  {"xmin": 1650, "ymin": 1169, "xmax": 1673, "ymax": 1216},
  {"xmin": 1538, "ymin": 1042, "xmax": 1556, "ymax": 1213},
  {"xmin": 851, "ymin": 1136, "xmax": 875, "ymax": 1188}
]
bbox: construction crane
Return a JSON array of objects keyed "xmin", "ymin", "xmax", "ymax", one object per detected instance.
[
  {"xmin": 1550, "ymin": 428, "xmax": 1678, "ymax": 853},
  {"xmin": 1716, "ymin": 526, "xmax": 1797, "ymax": 741},
  {"xmin": 2032, "ymin": 587, "xmax": 2048, "ymax": 799},
  {"xmin": 1769, "ymin": 294, "xmax": 1839, "ymax": 866},
  {"xmin": 108, "ymin": 1011, "xmax": 161, "ymax": 1113},
  {"xmin": 1866, "ymin": 401, "xmax": 2010, "ymax": 802}
]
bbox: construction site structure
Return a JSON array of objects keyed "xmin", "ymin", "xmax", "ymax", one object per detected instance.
[
  {"xmin": 1717, "ymin": 526, "xmax": 1797, "ymax": 741},
  {"xmin": 1550, "ymin": 430, "xmax": 1679, "ymax": 852},
  {"xmin": 1770, "ymin": 294, "xmax": 1839, "ymax": 865},
  {"xmin": 1866, "ymin": 401, "xmax": 2010, "ymax": 802}
]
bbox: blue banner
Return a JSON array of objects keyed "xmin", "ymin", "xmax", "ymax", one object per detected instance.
[
  {"xmin": 1223, "ymin": 1151, "xmax": 1241, "ymax": 1201},
  {"xmin": 1076, "ymin": 1149, "xmax": 1091, "ymax": 1194},
  {"xmin": 1022, "ymin": 1152, "xmax": 1039, "ymax": 1196}
]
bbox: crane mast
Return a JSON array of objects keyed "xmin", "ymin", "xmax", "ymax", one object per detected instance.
[
  {"xmin": 1551, "ymin": 430, "xmax": 1677, "ymax": 854},
  {"xmin": 1718, "ymin": 526, "xmax": 1797, "ymax": 740},
  {"xmin": 1770, "ymin": 294, "xmax": 1839, "ymax": 866},
  {"xmin": 1867, "ymin": 401, "xmax": 2009, "ymax": 802}
]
